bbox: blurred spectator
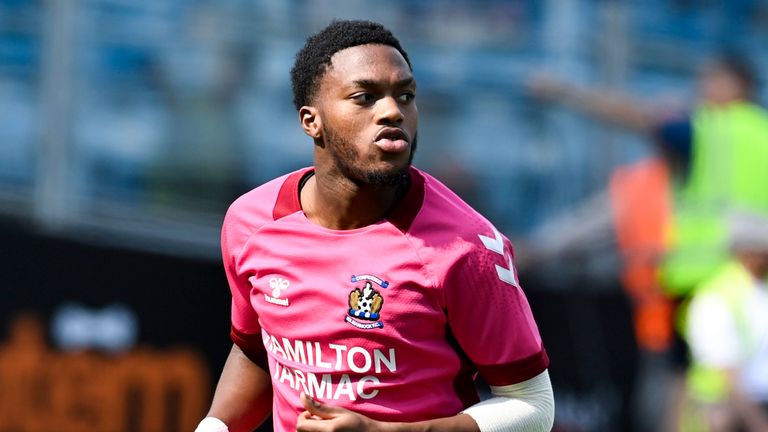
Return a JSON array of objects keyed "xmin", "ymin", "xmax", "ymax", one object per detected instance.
[
  {"xmin": 527, "ymin": 52, "xmax": 768, "ymax": 431},
  {"xmin": 685, "ymin": 212, "xmax": 768, "ymax": 432}
]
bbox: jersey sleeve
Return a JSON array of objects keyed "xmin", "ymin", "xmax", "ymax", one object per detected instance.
[
  {"xmin": 221, "ymin": 208, "xmax": 268, "ymax": 368},
  {"xmin": 443, "ymin": 227, "xmax": 549, "ymax": 387}
]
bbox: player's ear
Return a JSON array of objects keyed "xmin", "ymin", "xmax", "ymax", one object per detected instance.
[{"xmin": 299, "ymin": 106, "xmax": 322, "ymax": 140}]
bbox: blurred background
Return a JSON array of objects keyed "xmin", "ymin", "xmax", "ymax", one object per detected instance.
[{"xmin": 2, "ymin": 0, "xmax": 767, "ymax": 431}]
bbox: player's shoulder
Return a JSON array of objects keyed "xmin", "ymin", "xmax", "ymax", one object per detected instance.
[
  {"xmin": 409, "ymin": 169, "xmax": 516, "ymax": 286},
  {"xmin": 413, "ymin": 168, "xmax": 501, "ymax": 246},
  {"xmin": 224, "ymin": 167, "xmax": 310, "ymax": 234}
]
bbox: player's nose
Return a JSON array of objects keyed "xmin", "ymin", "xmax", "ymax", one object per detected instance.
[{"xmin": 376, "ymin": 96, "xmax": 404, "ymax": 124}]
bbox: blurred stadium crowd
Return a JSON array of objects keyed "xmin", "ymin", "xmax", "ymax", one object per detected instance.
[
  {"xmin": 2, "ymin": 1, "xmax": 768, "ymax": 431},
  {"xmin": 1, "ymin": 0, "xmax": 764, "ymax": 253}
]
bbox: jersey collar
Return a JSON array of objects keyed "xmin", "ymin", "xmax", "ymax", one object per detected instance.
[{"xmin": 272, "ymin": 166, "xmax": 425, "ymax": 233}]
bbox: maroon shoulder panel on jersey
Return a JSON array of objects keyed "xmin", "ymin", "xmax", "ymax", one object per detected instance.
[
  {"xmin": 475, "ymin": 349, "xmax": 550, "ymax": 387},
  {"xmin": 230, "ymin": 326, "xmax": 269, "ymax": 370}
]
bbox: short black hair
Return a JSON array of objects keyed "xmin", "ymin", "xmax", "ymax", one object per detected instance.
[{"xmin": 290, "ymin": 20, "xmax": 411, "ymax": 111}]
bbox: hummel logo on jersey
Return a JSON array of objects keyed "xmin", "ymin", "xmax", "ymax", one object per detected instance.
[
  {"xmin": 344, "ymin": 274, "xmax": 387, "ymax": 330},
  {"xmin": 265, "ymin": 277, "xmax": 290, "ymax": 306},
  {"xmin": 478, "ymin": 227, "xmax": 519, "ymax": 288}
]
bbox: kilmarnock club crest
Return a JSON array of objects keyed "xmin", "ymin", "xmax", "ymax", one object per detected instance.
[{"xmin": 345, "ymin": 274, "xmax": 388, "ymax": 329}]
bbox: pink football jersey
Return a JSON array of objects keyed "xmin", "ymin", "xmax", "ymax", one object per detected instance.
[{"xmin": 222, "ymin": 167, "xmax": 548, "ymax": 432}]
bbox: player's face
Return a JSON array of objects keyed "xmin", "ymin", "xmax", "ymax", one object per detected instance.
[{"xmin": 315, "ymin": 44, "xmax": 418, "ymax": 186}]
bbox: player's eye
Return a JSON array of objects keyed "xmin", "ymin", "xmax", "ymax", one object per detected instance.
[
  {"xmin": 351, "ymin": 93, "xmax": 375, "ymax": 104},
  {"xmin": 397, "ymin": 92, "xmax": 415, "ymax": 103}
]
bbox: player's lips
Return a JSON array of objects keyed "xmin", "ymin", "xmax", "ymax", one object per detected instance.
[{"xmin": 373, "ymin": 127, "xmax": 410, "ymax": 153}]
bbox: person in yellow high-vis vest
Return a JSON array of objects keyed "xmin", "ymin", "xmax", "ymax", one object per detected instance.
[
  {"xmin": 660, "ymin": 64, "xmax": 768, "ymax": 298},
  {"xmin": 685, "ymin": 213, "xmax": 768, "ymax": 432}
]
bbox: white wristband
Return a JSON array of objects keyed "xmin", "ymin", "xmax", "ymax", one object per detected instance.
[{"xmin": 195, "ymin": 417, "xmax": 229, "ymax": 432}]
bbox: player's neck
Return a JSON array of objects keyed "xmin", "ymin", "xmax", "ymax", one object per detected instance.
[{"xmin": 300, "ymin": 171, "xmax": 406, "ymax": 230}]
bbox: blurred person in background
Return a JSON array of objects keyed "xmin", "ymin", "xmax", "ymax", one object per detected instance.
[
  {"xmin": 196, "ymin": 20, "xmax": 554, "ymax": 432},
  {"xmin": 528, "ymin": 52, "xmax": 768, "ymax": 431},
  {"xmin": 685, "ymin": 212, "xmax": 768, "ymax": 432},
  {"xmin": 530, "ymin": 52, "xmax": 768, "ymax": 295}
]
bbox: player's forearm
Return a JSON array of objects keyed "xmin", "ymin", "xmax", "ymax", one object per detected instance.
[
  {"xmin": 377, "ymin": 413, "xmax": 481, "ymax": 432},
  {"xmin": 382, "ymin": 371, "xmax": 555, "ymax": 432},
  {"xmin": 205, "ymin": 344, "xmax": 273, "ymax": 432},
  {"xmin": 376, "ymin": 400, "xmax": 553, "ymax": 432}
]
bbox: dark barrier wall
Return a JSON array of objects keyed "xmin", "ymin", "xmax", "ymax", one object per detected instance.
[
  {"xmin": 0, "ymin": 221, "xmax": 637, "ymax": 432},
  {"xmin": 1, "ymin": 221, "xmax": 232, "ymax": 432},
  {"xmin": 527, "ymin": 275, "xmax": 638, "ymax": 432}
]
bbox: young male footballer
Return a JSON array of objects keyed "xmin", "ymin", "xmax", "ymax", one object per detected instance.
[{"xmin": 196, "ymin": 19, "xmax": 554, "ymax": 432}]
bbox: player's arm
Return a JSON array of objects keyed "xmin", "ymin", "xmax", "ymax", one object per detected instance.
[
  {"xmin": 461, "ymin": 369, "xmax": 554, "ymax": 431},
  {"xmin": 201, "ymin": 207, "xmax": 274, "ymax": 432},
  {"xmin": 441, "ymin": 228, "xmax": 553, "ymax": 431},
  {"xmin": 196, "ymin": 343, "xmax": 273, "ymax": 432},
  {"xmin": 295, "ymin": 370, "xmax": 554, "ymax": 432},
  {"xmin": 296, "ymin": 394, "xmax": 479, "ymax": 432}
]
